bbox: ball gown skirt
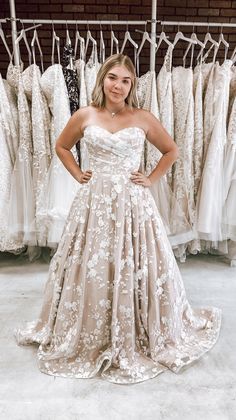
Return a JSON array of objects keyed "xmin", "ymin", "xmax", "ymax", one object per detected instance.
[{"xmin": 15, "ymin": 125, "xmax": 221, "ymax": 384}]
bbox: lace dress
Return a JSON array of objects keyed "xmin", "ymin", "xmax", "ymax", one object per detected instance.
[
  {"xmin": 38, "ymin": 64, "xmax": 79, "ymax": 247},
  {"xmin": 0, "ymin": 74, "xmax": 22, "ymax": 251},
  {"xmin": 15, "ymin": 125, "xmax": 221, "ymax": 384},
  {"xmin": 6, "ymin": 63, "xmax": 36, "ymax": 246},
  {"xmin": 172, "ymin": 66, "xmax": 195, "ymax": 230},
  {"xmin": 196, "ymin": 60, "xmax": 232, "ymax": 243},
  {"xmin": 22, "ymin": 64, "xmax": 52, "ymax": 245},
  {"xmin": 222, "ymin": 65, "xmax": 236, "ymax": 241},
  {"xmin": 137, "ymin": 70, "xmax": 194, "ymax": 252},
  {"xmin": 2, "ymin": 78, "xmax": 19, "ymax": 163},
  {"xmin": 84, "ymin": 44, "xmax": 101, "ymax": 105},
  {"xmin": 156, "ymin": 46, "xmax": 174, "ymax": 189},
  {"xmin": 62, "ymin": 44, "xmax": 81, "ymax": 164}
]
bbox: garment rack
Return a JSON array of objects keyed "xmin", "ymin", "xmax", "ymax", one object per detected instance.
[
  {"xmin": 160, "ymin": 20, "xmax": 236, "ymax": 28},
  {"xmin": 1, "ymin": 0, "xmax": 158, "ymax": 71}
]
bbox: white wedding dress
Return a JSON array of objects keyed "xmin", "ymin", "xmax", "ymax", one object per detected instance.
[
  {"xmin": 0, "ymin": 74, "xmax": 22, "ymax": 251},
  {"xmin": 22, "ymin": 64, "xmax": 52, "ymax": 245},
  {"xmin": 37, "ymin": 64, "xmax": 79, "ymax": 247},
  {"xmin": 15, "ymin": 125, "xmax": 221, "ymax": 384},
  {"xmin": 197, "ymin": 60, "xmax": 232, "ymax": 243},
  {"xmin": 6, "ymin": 63, "xmax": 36, "ymax": 246}
]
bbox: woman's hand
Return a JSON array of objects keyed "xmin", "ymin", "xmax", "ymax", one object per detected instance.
[
  {"xmin": 130, "ymin": 171, "xmax": 152, "ymax": 187},
  {"xmin": 77, "ymin": 170, "xmax": 93, "ymax": 184}
]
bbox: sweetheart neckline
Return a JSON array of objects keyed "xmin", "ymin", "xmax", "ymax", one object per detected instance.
[{"xmin": 83, "ymin": 125, "xmax": 146, "ymax": 137}]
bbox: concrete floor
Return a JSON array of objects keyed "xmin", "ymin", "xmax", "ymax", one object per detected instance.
[{"xmin": 0, "ymin": 252, "xmax": 235, "ymax": 420}]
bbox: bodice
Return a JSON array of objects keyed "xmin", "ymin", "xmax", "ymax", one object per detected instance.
[{"xmin": 83, "ymin": 125, "xmax": 145, "ymax": 176}]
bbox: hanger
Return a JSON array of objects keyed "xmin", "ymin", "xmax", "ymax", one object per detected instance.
[
  {"xmin": 0, "ymin": 22, "xmax": 12, "ymax": 60},
  {"xmin": 99, "ymin": 23, "xmax": 105, "ymax": 63},
  {"xmin": 173, "ymin": 30, "xmax": 198, "ymax": 47},
  {"xmin": 231, "ymin": 44, "xmax": 236, "ymax": 61},
  {"xmin": 31, "ymin": 26, "xmax": 44, "ymax": 72},
  {"xmin": 137, "ymin": 26, "xmax": 157, "ymax": 56},
  {"xmin": 51, "ymin": 22, "xmax": 60, "ymax": 65},
  {"xmin": 15, "ymin": 21, "xmax": 32, "ymax": 65},
  {"xmin": 136, "ymin": 23, "xmax": 157, "ymax": 76},
  {"xmin": 197, "ymin": 29, "xmax": 219, "ymax": 63},
  {"xmin": 216, "ymin": 27, "xmax": 229, "ymax": 61},
  {"xmin": 120, "ymin": 27, "xmax": 138, "ymax": 53},
  {"xmin": 120, "ymin": 25, "xmax": 138, "ymax": 68},
  {"xmin": 183, "ymin": 28, "xmax": 205, "ymax": 67},
  {"xmin": 156, "ymin": 30, "xmax": 173, "ymax": 52},
  {"xmin": 85, "ymin": 26, "xmax": 97, "ymax": 57},
  {"xmin": 110, "ymin": 24, "xmax": 119, "ymax": 55},
  {"xmin": 74, "ymin": 22, "xmax": 85, "ymax": 61}
]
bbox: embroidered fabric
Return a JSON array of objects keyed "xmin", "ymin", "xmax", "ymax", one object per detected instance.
[
  {"xmin": 37, "ymin": 64, "xmax": 79, "ymax": 247},
  {"xmin": 172, "ymin": 66, "xmax": 196, "ymax": 228},
  {"xmin": 22, "ymin": 64, "xmax": 52, "ymax": 245},
  {"xmin": 2, "ymin": 78, "xmax": 19, "ymax": 164},
  {"xmin": 222, "ymin": 66, "xmax": 236, "ymax": 240},
  {"xmin": 84, "ymin": 44, "xmax": 101, "ymax": 105},
  {"xmin": 0, "ymin": 74, "xmax": 22, "ymax": 251},
  {"xmin": 62, "ymin": 44, "xmax": 81, "ymax": 164},
  {"xmin": 196, "ymin": 60, "xmax": 232, "ymax": 242},
  {"xmin": 156, "ymin": 46, "xmax": 174, "ymax": 189},
  {"xmin": 15, "ymin": 125, "xmax": 221, "ymax": 384},
  {"xmin": 137, "ymin": 71, "xmax": 195, "ymax": 252},
  {"xmin": 6, "ymin": 63, "xmax": 36, "ymax": 246}
]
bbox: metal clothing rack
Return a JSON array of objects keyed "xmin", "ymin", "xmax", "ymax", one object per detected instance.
[
  {"xmin": 1, "ymin": 0, "xmax": 158, "ymax": 71},
  {"xmin": 159, "ymin": 20, "xmax": 236, "ymax": 28}
]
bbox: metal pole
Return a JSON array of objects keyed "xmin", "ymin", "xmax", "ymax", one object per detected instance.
[
  {"xmin": 9, "ymin": 0, "xmax": 20, "ymax": 65},
  {"xmin": 2, "ymin": 18, "xmax": 147, "ymax": 26},
  {"xmin": 150, "ymin": 0, "xmax": 157, "ymax": 71},
  {"xmin": 160, "ymin": 20, "xmax": 236, "ymax": 28}
]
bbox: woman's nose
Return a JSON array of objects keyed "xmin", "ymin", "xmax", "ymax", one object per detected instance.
[{"xmin": 114, "ymin": 81, "xmax": 122, "ymax": 89}]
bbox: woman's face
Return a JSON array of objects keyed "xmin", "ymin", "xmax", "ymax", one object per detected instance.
[{"xmin": 103, "ymin": 65, "xmax": 133, "ymax": 104}]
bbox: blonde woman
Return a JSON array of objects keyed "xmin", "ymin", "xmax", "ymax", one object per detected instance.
[{"xmin": 15, "ymin": 54, "xmax": 221, "ymax": 384}]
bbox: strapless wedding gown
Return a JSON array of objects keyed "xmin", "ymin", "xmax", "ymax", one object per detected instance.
[{"xmin": 15, "ymin": 126, "xmax": 221, "ymax": 384}]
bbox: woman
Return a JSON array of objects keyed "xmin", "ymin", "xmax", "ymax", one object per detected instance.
[{"xmin": 15, "ymin": 54, "xmax": 221, "ymax": 384}]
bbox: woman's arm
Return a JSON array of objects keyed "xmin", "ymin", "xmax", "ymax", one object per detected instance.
[
  {"xmin": 55, "ymin": 109, "xmax": 92, "ymax": 184},
  {"xmin": 131, "ymin": 110, "xmax": 178, "ymax": 186}
]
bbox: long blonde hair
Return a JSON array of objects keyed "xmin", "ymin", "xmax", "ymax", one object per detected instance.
[{"xmin": 91, "ymin": 54, "xmax": 138, "ymax": 108}]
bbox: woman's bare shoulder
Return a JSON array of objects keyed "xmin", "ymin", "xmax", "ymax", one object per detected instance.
[
  {"xmin": 72, "ymin": 105, "xmax": 98, "ymax": 128},
  {"xmin": 131, "ymin": 108, "xmax": 153, "ymax": 133}
]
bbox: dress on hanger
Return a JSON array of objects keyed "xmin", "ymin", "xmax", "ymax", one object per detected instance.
[
  {"xmin": 37, "ymin": 64, "xmax": 79, "ymax": 247},
  {"xmin": 193, "ymin": 64, "xmax": 204, "ymax": 204},
  {"xmin": 15, "ymin": 125, "xmax": 221, "ymax": 384},
  {"xmin": 137, "ymin": 70, "xmax": 194, "ymax": 253},
  {"xmin": 0, "ymin": 74, "xmax": 22, "ymax": 251},
  {"xmin": 186, "ymin": 62, "xmax": 204, "ymax": 256},
  {"xmin": 22, "ymin": 64, "xmax": 52, "ymax": 245},
  {"xmin": 156, "ymin": 45, "xmax": 174, "ymax": 189},
  {"xmin": 74, "ymin": 58, "xmax": 89, "ymax": 172},
  {"xmin": 84, "ymin": 44, "xmax": 101, "ymax": 105},
  {"xmin": 222, "ymin": 65, "xmax": 236, "ymax": 241},
  {"xmin": 6, "ymin": 63, "xmax": 36, "ymax": 246},
  {"xmin": 172, "ymin": 65, "xmax": 195, "ymax": 229},
  {"xmin": 196, "ymin": 60, "xmax": 232, "ymax": 243},
  {"xmin": 2, "ymin": 78, "xmax": 19, "ymax": 163},
  {"xmin": 62, "ymin": 44, "xmax": 81, "ymax": 164}
]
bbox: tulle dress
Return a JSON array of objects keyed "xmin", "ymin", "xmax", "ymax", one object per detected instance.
[{"xmin": 15, "ymin": 125, "xmax": 221, "ymax": 384}]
